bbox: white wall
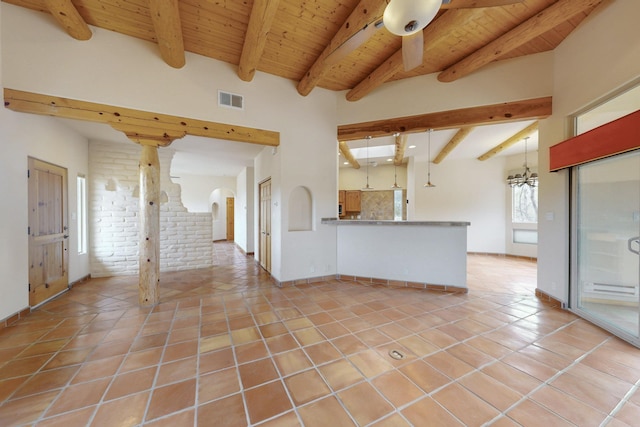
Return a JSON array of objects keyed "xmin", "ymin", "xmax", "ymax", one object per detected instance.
[
  {"xmin": 411, "ymin": 156, "xmax": 507, "ymax": 254},
  {"xmin": 0, "ymin": 108, "xmax": 90, "ymax": 320},
  {"xmin": 3, "ymin": 1, "xmax": 634, "ymax": 315},
  {"xmin": 278, "ymin": 89, "xmax": 338, "ymax": 281},
  {"xmin": 337, "ymin": 224, "xmax": 468, "ymax": 287},
  {"xmin": 339, "ymin": 164, "xmax": 408, "ymax": 191},
  {"xmin": 2, "ymin": 3, "xmax": 338, "ymax": 285},
  {"xmin": 337, "ymin": 51, "xmax": 554, "ymax": 124},
  {"xmin": 538, "ymin": 0, "xmax": 640, "ymax": 302},
  {"xmin": 89, "ymin": 141, "xmax": 212, "ymax": 276},
  {"xmin": 340, "ymin": 149, "xmax": 532, "ymax": 256},
  {"xmin": 209, "ymin": 188, "xmax": 234, "ymax": 242},
  {"xmin": 175, "ymin": 175, "xmax": 236, "ymax": 213},
  {"xmin": 235, "ymin": 167, "xmax": 254, "ymax": 254},
  {"xmin": 336, "ymin": 50, "xmax": 554, "ymax": 256}
]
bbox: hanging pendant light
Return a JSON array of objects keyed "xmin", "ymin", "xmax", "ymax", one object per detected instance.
[
  {"xmin": 391, "ymin": 163, "xmax": 401, "ymax": 189},
  {"xmin": 383, "ymin": 0, "xmax": 441, "ymax": 36},
  {"xmin": 363, "ymin": 136, "xmax": 374, "ymax": 190},
  {"xmin": 424, "ymin": 129, "xmax": 436, "ymax": 188},
  {"xmin": 506, "ymin": 136, "xmax": 538, "ymax": 188}
]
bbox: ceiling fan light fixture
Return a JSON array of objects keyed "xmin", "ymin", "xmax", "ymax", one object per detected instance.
[{"xmin": 383, "ymin": 0, "xmax": 441, "ymax": 36}]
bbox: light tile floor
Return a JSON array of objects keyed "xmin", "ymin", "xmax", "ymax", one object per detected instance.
[{"xmin": 1, "ymin": 243, "xmax": 639, "ymax": 426}]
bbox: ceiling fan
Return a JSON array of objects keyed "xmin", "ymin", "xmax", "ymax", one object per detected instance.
[{"xmin": 330, "ymin": 0, "xmax": 524, "ymax": 72}]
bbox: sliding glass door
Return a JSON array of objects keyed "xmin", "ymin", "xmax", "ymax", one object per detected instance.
[{"xmin": 573, "ymin": 150, "xmax": 640, "ymax": 344}]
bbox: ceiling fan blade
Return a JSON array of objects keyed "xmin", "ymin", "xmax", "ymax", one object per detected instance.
[
  {"xmin": 326, "ymin": 18, "xmax": 384, "ymax": 66},
  {"xmin": 402, "ymin": 31, "xmax": 424, "ymax": 72},
  {"xmin": 440, "ymin": 0, "xmax": 524, "ymax": 9}
]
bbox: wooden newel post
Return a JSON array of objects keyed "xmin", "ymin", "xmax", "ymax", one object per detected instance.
[
  {"xmin": 109, "ymin": 122, "xmax": 186, "ymax": 307},
  {"xmin": 139, "ymin": 144, "xmax": 161, "ymax": 306}
]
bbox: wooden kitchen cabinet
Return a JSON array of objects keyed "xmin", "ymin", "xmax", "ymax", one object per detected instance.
[
  {"xmin": 338, "ymin": 190, "xmax": 345, "ymax": 204},
  {"xmin": 345, "ymin": 190, "xmax": 361, "ymax": 212}
]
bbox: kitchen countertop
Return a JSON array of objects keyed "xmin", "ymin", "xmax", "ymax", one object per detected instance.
[{"xmin": 321, "ymin": 218, "xmax": 470, "ymax": 227}]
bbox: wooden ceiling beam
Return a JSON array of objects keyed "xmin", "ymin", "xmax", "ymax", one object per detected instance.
[
  {"xmin": 109, "ymin": 122, "xmax": 186, "ymax": 147},
  {"xmin": 149, "ymin": 0, "xmax": 185, "ymax": 69},
  {"xmin": 438, "ymin": 0, "xmax": 603, "ymax": 83},
  {"xmin": 43, "ymin": 0, "xmax": 92, "ymax": 40},
  {"xmin": 4, "ymin": 88, "xmax": 279, "ymax": 147},
  {"xmin": 346, "ymin": 9, "xmax": 480, "ymax": 102},
  {"xmin": 339, "ymin": 141, "xmax": 361, "ymax": 169},
  {"xmin": 297, "ymin": 0, "xmax": 387, "ymax": 97},
  {"xmin": 393, "ymin": 134, "xmax": 407, "ymax": 166},
  {"xmin": 440, "ymin": 0, "xmax": 524, "ymax": 8},
  {"xmin": 433, "ymin": 126, "xmax": 474, "ymax": 164},
  {"xmin": 477, "ymin": 121, "xmax": 538, "ymax": 161},
  {"xmin": 238, "ymin": 0, "xmax": 281, "ymax": 82},
  {"xmin": 338, "ymin": 97, "xmax": 551, "ymax": 141}
]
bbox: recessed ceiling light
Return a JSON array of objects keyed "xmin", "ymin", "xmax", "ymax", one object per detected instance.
[
  {"xmin": 386, "ymin": 158, "xmax": 393, "ymax": 162},
  {"xmin": 408, "ymin": 145, "xmax": 416, "ymax": 149},
  {"xmin": 343, "ymin": 161, "xmax": 349, "ymax": 165}
]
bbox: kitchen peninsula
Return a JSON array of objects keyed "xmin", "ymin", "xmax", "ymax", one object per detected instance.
[{"xmin": 322, "ymin": 219, "xmax": 470, "ymax": 292}]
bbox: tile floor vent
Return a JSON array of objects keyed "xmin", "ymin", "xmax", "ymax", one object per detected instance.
[
  {"xmin": 389, "ymin": 349, "xmax": 405, "ymax": 360},
  {"xmin": 218, "ymin": 90, "xmax": 244, "ymax": 110}
]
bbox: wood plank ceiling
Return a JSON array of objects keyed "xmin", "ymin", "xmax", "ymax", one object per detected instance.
[
  {"xmin": 4, "ymin": 0, "xmax": 600, "ymax": 98},
  {"xmin": 2, "ymin": 0, "xmax": 604, "ymax": 161}
]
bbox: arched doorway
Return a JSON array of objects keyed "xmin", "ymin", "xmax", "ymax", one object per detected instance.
[{"xmin": 209, "ymin": 188, "xmax": 235, "ymax": 242}]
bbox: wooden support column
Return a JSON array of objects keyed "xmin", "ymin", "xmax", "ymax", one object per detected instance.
[
  {"xmin": 139, "ymin": 144, "xmax": 161, "ymax": 306},
  {"xmin": 110, "ymin": 122, "xmax": 186, "ymax": 307}
]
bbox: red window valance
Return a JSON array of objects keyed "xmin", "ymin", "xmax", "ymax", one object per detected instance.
[{"xmin": 549, "ymin": 109, "xmax": 640, "ymax": 171}]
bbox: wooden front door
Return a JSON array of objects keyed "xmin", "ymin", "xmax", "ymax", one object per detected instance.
[
  {"xmin": 259, "ymin": 178, "xmax": 271, "ymax": 273},
  {"xmin": 28, "ymin": 158, "xmax": 69, "ymax": 306},
  {"xmin": 226, "ymin": 197, "xmax": 234, "ymax": 241}
]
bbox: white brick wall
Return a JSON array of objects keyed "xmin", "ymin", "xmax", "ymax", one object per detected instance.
[{"xmin": 89, "ymin": 140, "xmax": 212, "ymax": 277}]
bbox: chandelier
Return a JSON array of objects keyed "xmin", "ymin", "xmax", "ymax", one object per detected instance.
[{"xmin": 507, "ymin": 137, "xmax": 538, "ymax": 188}]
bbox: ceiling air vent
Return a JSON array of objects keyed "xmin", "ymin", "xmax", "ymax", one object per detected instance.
[{"xmin": 218, "ymin": 90, "xmax": 244, "ymax": 110}]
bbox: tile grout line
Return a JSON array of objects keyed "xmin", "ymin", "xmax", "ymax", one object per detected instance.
[
  {"xmin": 599, "ymin": 370, "xmax": 640, "ymax": 427},
  {"xmin": 243, "ymin": 283, "xmax": 305, "ymax": 426},
  {"xmin": 138, "ymin": 302, "xmax": 179, "ymax": 425},
  {"xmin": 260, "ymin": 283, "xmax": 374, "ymax": 426},
  {"xmin": 29, "ymin": 309, "xmax": 110, "ymax": 425},
  {"xmin": 315, "ymin": 292, "xmax": 608, "ymax": 426},
  {"xmin": 255, "ymin": 283, "xmax": 514, "ymax": 426},
  {"xmin": 4, "ymin": 252, "xmax": 631, "ymax": 427},
  {"xmin": 3, "ymin": 316, "xmax": 71, "ymax": 408},
  {"xmin": 225, "ymin": 292, "xmax": 253, "ymax": 427},
  {"xmin": 482, "ymin": 323, "xmax": 617, "ymax": 426},
  {"xmin": 191, "ymin": 297, "xmax": 205, "ymax": 427}
]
